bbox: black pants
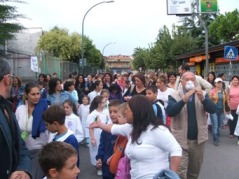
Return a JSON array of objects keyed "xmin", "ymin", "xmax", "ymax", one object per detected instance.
[{"xmin": 228, "ymin": 110, "xmax": 238, "ymax": 135}]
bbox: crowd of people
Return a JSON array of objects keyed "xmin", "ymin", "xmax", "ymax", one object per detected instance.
[{"xmin": 1, "ymin": 57, "xmax": 239, "ymax": 179}]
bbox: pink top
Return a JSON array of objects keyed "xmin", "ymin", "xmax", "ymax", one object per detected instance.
[{"xmin": 229, "ymin": 85, "xmax": 239, "ymax": 110}]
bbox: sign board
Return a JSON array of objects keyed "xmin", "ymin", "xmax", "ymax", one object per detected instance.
[
  {"xmin": 30, "ymin": 56, "xmax": 38, "ymax": 72},
  {"xmin": 224, "ymin": 46, "xmax": 238, "ymax": 60},
  {"xmin": 167, "ymin": 0, "xmax": 192, "ymax": 15},
  {"xmin": 200, "ymin": 0, "xmax": 218, "ymax": 13}
]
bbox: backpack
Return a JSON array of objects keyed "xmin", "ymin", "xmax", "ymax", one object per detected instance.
[
  {"xmin": 109, "ymin": 135, "xmax": 128, "ymax": 174},
  {"xmin": 115, "ymin": 156, "xmax": 131, "ymax": 179}
]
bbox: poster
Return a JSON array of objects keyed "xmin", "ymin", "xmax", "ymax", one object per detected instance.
[
  {"xmin": 31, "ymin": 56, "xmax": 38, "ymax": 72},
  {"xmin": 167, "ymin": 0, "xmax": 192, "ymax": 15},
  {"xmin": 200, "ymin": 0, "xmax": 218, "ymax": 13}
]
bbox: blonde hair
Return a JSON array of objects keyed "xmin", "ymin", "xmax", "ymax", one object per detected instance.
[{"xmin": 118, "ymin": 102, "xmax": 127, "ymax": 117}]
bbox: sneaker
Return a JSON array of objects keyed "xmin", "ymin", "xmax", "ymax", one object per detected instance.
[
  {"xmin": 97, "ymin": 169, "xmax": 102, "ymax": 176},
  {"xmin": 237, "ymin": 141, "xmax": 239, "ymax": 146},
  {"xmin": 214, "ymin": 141, "xmax": 219, "ymax": 146}
]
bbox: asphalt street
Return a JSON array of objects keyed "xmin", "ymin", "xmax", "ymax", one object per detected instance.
[{"xmin": 78, "ymin": 126, "xmax": 239, "ymax": 179}]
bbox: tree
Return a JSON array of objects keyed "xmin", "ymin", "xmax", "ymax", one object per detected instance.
[
  {"xmin": 0, "ymin": 1, "xmax": 25, "ymax": 46},
  {"xmin": 132, "ymin": 47, "xmax": 147, "ymax": 70},
  {"xmin": 37, "ymin": 27, "xmax": 104, "ymax": 67},
  {"xmin": 209, "ymin": 9, "xmax": 239, "ymax": 42}
]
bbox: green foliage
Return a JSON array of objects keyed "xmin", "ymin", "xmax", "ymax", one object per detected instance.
[
  {"xmin": 37, "ymin": 27, "xmax": 103, "ymax": 67},
  {"xmin": 132, "ymin": 47, "xmax": 148, "ymax": 70},
  {"xmin": 209, "ymin": 9, "xmax": 239, "ymax": 42},
  {"xmin": 0, "ymin": 2, "xmax": 25, "ymax": 45}
]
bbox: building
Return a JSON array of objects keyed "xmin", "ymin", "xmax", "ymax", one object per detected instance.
[
  {"xmin": 105, "ymin": 55, "xmax": 133, "ymax": 73},
  {"xmin": 177, "ymin": 40, "xmax": 239, "ymax": 80}
]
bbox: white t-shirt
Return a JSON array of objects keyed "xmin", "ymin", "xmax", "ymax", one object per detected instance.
[
  {"xmin": 65, "ymin": 113, "xmax": 84, "ymax": 142},
  {"xmin": 78, "ymin": 104, "xmax": 90, "ymax": 138},
  {"xmin": 88, "ymin": 90, "xmax": 101, "ymax": 104},
  {"xmin": 15, "ymin": 105, "xmax": 49, "ymax": 150},
  {"xmin": 111, "ymin": 124, "xmax": 182, "ymax": 179},
  {"xmin": 157, "ymin": 88, "xmax": 175, "ymax": 108}
]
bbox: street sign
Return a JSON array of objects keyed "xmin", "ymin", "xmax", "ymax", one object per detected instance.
[{"xmin": 224, "ymin": 46, "xmax": 238, "ymax": 60}]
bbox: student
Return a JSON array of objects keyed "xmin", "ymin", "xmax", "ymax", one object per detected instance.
[
  {"xmin": 63, "ymin": 99, "xmax": 84, "ymax": 143},
  {"xmin": 87, "ymin": 95, "xmax": 110, "ymax": 176},
  {"xmin": 43, "ymin": 105, "xmax": 80, "ymax": 166},
  {"xmin": 95, "ymin": 99, "xmax": 122, "ymax": 178},
  {"xmin": 108, "ymin": 102, "xmax": 128, "ymax": 175},
  {"xmin": 63, "ymin": 80, "xmax": 79, "ymax": 105},
  {"xmin": 146, "ymin": 85, "xmax": 166, "ymax": 124},
  {"xmin": 78, "ymin": 95, "xmax": 90, "ymax": 145},
  {"xmin": 39, "ymin": 141, "xmax": 80, "ymax": 179}
]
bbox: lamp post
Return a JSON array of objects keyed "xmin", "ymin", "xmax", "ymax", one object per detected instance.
[
  {"xmin": 102, "ymin": 42, "xmax": 116, "ymax": 56},
  {"xmin": 80, "ymin": 0, "xmax": 114, "ymax": 70},
  {"xmin": 102, "ymin": 42, "xmax": 116, "ymax": 72}
]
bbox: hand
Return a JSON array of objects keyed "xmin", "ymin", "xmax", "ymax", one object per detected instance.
[
  {"xmin": 10, "ymin": 171, "xmax": 30, "ymax": 179},
  {"xmin": 195, "ymin": 87, "xmax": 205, "ymax": 101},
  {"xmin": 183, "ymin": 89, "xmax": 195, "ymax": 103},
  {"xmin": 96, "ymin": 159, "xmax": 102, "ymax": 169},
  {"xmin": 107, "ymin": 156, "xmax": 112, "ymax": 165},
  {"xmin": 91, "ymin": 138, "xmax": 96, "ymax": 145}
]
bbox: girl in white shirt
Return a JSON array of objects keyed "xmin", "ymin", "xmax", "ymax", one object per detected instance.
[
  {"xmin": 78, "ymin": 95, "xmax": 90, "ymax": 144},
  {"xmin": 90, "ymin": 95, "xmax": 182, "ymax": 179},
  {"xmin": 86, "ymin": 95, "xmax": 110, "ymax": 175},
  {"xmin": 63, "ymin": 99, "xmax": 84, "ymax": 143}
]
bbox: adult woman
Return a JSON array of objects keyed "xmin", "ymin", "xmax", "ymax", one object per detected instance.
[
  {"xmin": 207, "ymin": 72, "xmax": 216, "ymax": 87},
  {"xmin": 167, "ymin": 72, "xmax": 177, "ymax": 89},
  {"xmin": 124, "ymin": 73, "xmax": 146, "ymax": 101},
  {"xmin": 228, "ymin": 75, "xmax": 239, "ymax": 138},
  {"xmin": 9, "ymin": 76, "xmax": 25, "ymax": 112},
  {"xmin": 156, "ymin": 75, "xmax": 175, "ymax": 108},
  {"xmin": 47, "ymin": 78, "xmax": 74, "ymax": 105},
  {"xmin": 209, "ymin": 78, "xmax": 230, "ymax": 146},
  {"xmin": 15, "ymin": 82, "xmax": 49, "ymax": 179},
  {"xmin": 75, "ymin": 74, "xmax": 86, "ymax": 103},
  {"xmin": 91, "ymin": 95, "xmax": 182, "ymax": 179},
  {"xmin": 103, "ymin": 73, "xmax": 113, "ymax": 90}
]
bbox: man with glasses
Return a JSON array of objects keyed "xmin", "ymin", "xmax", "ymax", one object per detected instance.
[{"xmin": 0, "ymin": 59, "xmax": 31, "ymax": 178}]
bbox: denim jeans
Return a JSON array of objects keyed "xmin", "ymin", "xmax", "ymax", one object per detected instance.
[{"xmin": 210, "ymin": 112, "xmax": 224, "ymax": 142}]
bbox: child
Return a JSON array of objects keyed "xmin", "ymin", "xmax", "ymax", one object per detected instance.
[
  {"xmin": 108, "ymin": 83, "xmax": 124, "ymax": 102},
  {"xmin": 86, "ymin": 95, "xmax": 110, "ymax": 176},
  {"xmin": 100, "ymin": 89, "xmax": 110, "ymax": 111},
  {"xmin": 37, "ymin": 81, "xmax": 47, "ymax": 99},
  {"xmin": 63, "ymin": 80, "xmax": 79, "ymax": 105},
  {"xmin": 39, "ymin": 141, "xmax": 80, "ymax": 179},
  {"xmin": 108, "ymin": 102, "xmax": 128, "ymax": 175},
  {"xmin": 63, "ymin": 99, "xmax": 84, "ymax": 143},
  {"xmin": 43, "ymin": 105, "xmax": 80, "ymax": 166},
  {"xmin": 78, "ymin": 95, "xmax": 90, "ymax": 145},
  {"xmin": 95, "ymin": 99, "xmax": 122, "ymax": 178},
  {"xmin": 146, "ymin": 86, "xmax": 166, "ymax": 124}
]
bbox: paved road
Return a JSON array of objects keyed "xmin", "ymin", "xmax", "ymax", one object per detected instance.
[{"xmin": 78, "ymin": 127, "xmax": 239, "ymax": 179}]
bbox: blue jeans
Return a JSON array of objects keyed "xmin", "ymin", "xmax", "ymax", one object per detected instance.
[{"xmin": 210, "ymin": 112, "xmax": 224, "ymax": 142}]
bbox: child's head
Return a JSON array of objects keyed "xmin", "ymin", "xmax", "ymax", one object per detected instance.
[
  {"xmin": 117, "ymin": 103, "xmax": 128, "ymax": 124},
  {"xmin": 63, "ymin": 100, "xmax": 78, "ymax": 116},
  {"xmin": 100, "ymin": 89, "xmax": 110, "ymax": 99},
  {"xmin": 109, "ymin": 83, "xmax": 122, "ymax": 94},
  {"xmin": 108, "ymin": 99, "xmax": 122, "ymax": 124},
  {"xmin": 89, "ymin": 95, "xmax": 105, "ymax": 113},
  {"xmin": 82, "ymin": 95, "xmax": 90, "ymax": 105},
  {"xmin": 39, "ymin": 141, "xmax": 80, "ymax": 179},
  {"xmin": 63, "ymin": 80, "xmax": 75, "ymax": 92},
  {"xmin": 146, "ymin": 86, "xmax": 158, "ymax": 102},
  {"xmin": 43, "ymin": 105, "xmax": 66, "ymax": 133}
]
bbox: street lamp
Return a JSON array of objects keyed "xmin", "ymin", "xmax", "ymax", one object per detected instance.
[
  {"xmin": 80, "ymin": 0, "xmax": 114, "ymax": 70},
  {"xmin": 102, "ymin": 42, "xmax": 116, "ymax": 56}
]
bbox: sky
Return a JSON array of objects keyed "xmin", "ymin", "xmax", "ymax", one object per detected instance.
[{"xmin": 7, "ymin": 0, "xmax": 239, "ymax": 56}]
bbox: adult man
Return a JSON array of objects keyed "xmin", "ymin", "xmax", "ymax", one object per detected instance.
[
  {"xmin": 0, "ymin": 59, "xmax": 31, "ymax": 179},
  {"xmin": 175, "ymin": 64, "xmax": 212, "ymax": 92},
  {"xmin": 166, "ymin": 71, "xmax": 216, "ymax": 179}
]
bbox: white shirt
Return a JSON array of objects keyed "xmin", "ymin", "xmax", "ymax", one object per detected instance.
[
  {"xmin": 157, "ymin": 88, "xmax": 175, "ymax": 108},
  {"xmin": 15, "ymin": 105, "xmax": 49, "ymax": 150},
  {"xmin": 111, "ymin": 124, "xmax": 182, "ymax": 179},
  {"xmin": 88, "ymin": 90, "xmax": 101, "ymax": 104},
  {"xmin": 65, "ymin": 113, "xmax": 84, "ymax": 142}
]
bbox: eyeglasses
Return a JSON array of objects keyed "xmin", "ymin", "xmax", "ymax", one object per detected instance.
[{"xmin": 4, "ymin": 74, "xmax": 15, "ymax": 80}]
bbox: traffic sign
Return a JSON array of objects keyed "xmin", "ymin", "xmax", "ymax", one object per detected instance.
[{"xmin": 224, "ymin": 46, "xmax": 238, "ymax": 60}]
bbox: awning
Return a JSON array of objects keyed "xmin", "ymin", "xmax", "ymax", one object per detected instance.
[
  {"xmin": 215, "ymin": 57, "xmax": 239, "ymax": 64},
  {"xmin": 189, "ymin": 55, "xmax": 210, "ymax": 63}
]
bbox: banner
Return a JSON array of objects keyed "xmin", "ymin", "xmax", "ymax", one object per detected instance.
[
  {"xmin": 167, "ymin": 0, "xmax": 192, "ymax": 15},
  {"xmin": 31, "ymin": 56, "xmax": 38, "ymax": 72},
  {"xmin": 200, "ymin": 0, "xmax": 218, "ymax": 13}
]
